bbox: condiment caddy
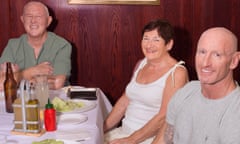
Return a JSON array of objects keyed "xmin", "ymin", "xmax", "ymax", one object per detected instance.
[{"xmin": 11, "ymin": 80, "xmax": 45, "ymax": 136}]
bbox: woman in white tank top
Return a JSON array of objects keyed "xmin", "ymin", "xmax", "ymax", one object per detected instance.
[{"xmin": 104, "ymin": 19, "xmax": 189, "ymax": 144}]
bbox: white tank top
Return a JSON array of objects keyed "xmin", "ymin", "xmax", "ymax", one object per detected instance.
[{"xmin": 122, "ymin": 58, "xmax": 185, "ymax": 134}]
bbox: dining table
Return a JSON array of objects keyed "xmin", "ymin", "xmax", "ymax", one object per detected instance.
[{"xmin": 0, "ymin": 87, "xmax": 112, "ymax": 144}]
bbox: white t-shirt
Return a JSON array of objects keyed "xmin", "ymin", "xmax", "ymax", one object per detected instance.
[{"xmin": 167, "ymin": 81, "xmax": 240, "ymax": 144}]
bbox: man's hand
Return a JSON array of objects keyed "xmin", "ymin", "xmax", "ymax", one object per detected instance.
[
  {"xmin": 47, "ymin": 75, "xmax": 66, "ymax": 90},
  {"xmin": 22, "ymin": 62, "xmax": 53, "ymax": 80}
]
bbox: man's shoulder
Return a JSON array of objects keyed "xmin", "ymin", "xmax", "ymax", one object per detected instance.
[
  {"xmin": 8, "ymin": 34, "xmax": 26, "ymax": 44},
  {"xmin": 5, "ymin": 34, "xmax": 27, "ymax": 50},
  {"xmin": 180, "ymin": 80, "xmax": 201, "ymax": 93},
  {"xmin": 172, "ymin": 80, "xmax": 201, "ymax": 101},
  {"xmin": 48, "ymin": 32, "xmax": 70, "ymax": 44}
]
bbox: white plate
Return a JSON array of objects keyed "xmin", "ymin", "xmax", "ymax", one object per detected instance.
[
  {"xmin": 58, "ymin": 113, "xmax": 87, "ymax": 125},
  {"xmin": 58, "ymin": 99, "xmax": 97, "ymax": 114},
  {"xmin": 56, "ymin": 130, "xmax": 91, "ymax": 143}
]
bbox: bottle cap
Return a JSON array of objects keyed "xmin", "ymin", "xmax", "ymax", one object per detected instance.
[{"xmin": 45, "ymin": 98, "xmax": 54, "ymax": 109}]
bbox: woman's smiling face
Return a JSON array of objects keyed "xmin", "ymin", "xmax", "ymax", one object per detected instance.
[{"xmin": 141, "ymin": 29, "xmax": 172, "ymax": 61}]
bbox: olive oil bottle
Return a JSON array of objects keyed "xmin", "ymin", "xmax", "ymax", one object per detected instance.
[{"xmin": 26, "ymin": 85, "xmax": 40, "ymax": 132}]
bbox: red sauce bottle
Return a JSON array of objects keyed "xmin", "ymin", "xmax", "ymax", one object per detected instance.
[{"xmin": 44, "ymin": 99, "xmax": 56, "ymax": 131}]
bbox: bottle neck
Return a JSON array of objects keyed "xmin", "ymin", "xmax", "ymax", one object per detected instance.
[
  {"xmin": 6, "ymin": 62, "xmax": 14, "ymax": 79},
  {"xmin": 30, "ymin": 85, "xmax": 37, "ymax": 100}
]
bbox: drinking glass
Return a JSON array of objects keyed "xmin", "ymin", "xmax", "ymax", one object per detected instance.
[{"xmin": 34, "ymin": 75, "xmax": 49, "ymax": 109}]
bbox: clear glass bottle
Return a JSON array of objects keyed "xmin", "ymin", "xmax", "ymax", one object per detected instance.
[{"xmin": 4, "ymin": 62, "xmax": 17, "ymax": 113}]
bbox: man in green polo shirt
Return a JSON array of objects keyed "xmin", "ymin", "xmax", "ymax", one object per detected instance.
[{"xmin": 0, "ymin": 1, "xmax": 71, "ymax": 90}]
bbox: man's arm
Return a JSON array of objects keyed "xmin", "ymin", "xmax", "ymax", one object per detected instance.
[
  {"xmin": 47, "ymin": 74, "xmax": 66, "ymax": 90},
  {"xmin": 21, "ymin": 62, "xmax": 53, "ymax": 80},
  {"xmin": 21, "ymin": 62, "xmax": 67, "ymax": 90},
  {"xmin": 164, "ymin": 123, "xmax": 174, "ymax": 144}
]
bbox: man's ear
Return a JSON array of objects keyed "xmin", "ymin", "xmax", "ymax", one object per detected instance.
[
  {"xmin": 230, "ymin": 52, "xmax": 240, "ymax": 69},
  {"xmin": 20, "ymin": 16, "xmax": 24, "ymax": 24},
  {"xmin": 47, "ymin": 16, "xmax": 53, "ymax": 27}
]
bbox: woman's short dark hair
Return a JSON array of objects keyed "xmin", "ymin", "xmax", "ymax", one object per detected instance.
[{"xmin": 142, "ymin": 19, "xmax": 174, "ymax": 44}]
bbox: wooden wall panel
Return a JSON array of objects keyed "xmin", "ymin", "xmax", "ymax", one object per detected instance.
[
  {"xmin": 0, "ymin": 0, "xmax": 10, "ymax": 54},
  {"xmin": 1, "ymin": 0, "xmax": 240, "ymax": 104}
]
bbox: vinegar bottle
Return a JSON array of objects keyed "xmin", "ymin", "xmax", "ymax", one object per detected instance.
[{"xmin": 4, "ymin": 62, "xmax": 17, "ymax": 113}]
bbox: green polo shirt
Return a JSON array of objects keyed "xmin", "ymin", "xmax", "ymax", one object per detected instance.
[{"xmin": 0, "ymin": 32, "xmax": 72, "ymax": 77}]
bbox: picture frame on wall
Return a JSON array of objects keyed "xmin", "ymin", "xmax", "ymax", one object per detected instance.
[{"xmin": 68, "ymin": 0, "xmax": 160, "ymax": 5}]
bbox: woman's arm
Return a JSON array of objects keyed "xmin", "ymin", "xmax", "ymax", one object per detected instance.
[
  {"xmin": 104, "ymin": 93, "xmax": 129, "ymax": 133},
  {"xmin": 104, "ymin": 60, "xmax": 143, "ymax": 133},
  {"xmin": 151, "ymin": 118, "xmax": 167, "ymax": 144}
]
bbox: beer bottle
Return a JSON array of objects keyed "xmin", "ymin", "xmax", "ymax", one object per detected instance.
[{"xmin": 4, "ymin": 62, "xmax": 17, "ymax": 113}]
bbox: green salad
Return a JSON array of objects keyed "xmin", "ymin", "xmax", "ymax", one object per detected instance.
[
  {"xmin": 52, "ymin": 97, "xmax": 84, "ymax": 112},
  {"xmin": 32, "ymin": 139, "xmax": 63, "ymax": 144}
]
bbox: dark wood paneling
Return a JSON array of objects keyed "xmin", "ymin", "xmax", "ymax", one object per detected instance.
[
  {"xmin": 1, "ymin": 0, "xmax": 240, "ymax": 104},
  {"xmin": 0, "ymin": 0, "xmax": 10, "ymax": 54}
]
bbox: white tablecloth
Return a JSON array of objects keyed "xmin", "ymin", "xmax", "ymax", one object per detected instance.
[{"xmin": 0, "ymin": 88, "xmax": 112, "ymax": 144}]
